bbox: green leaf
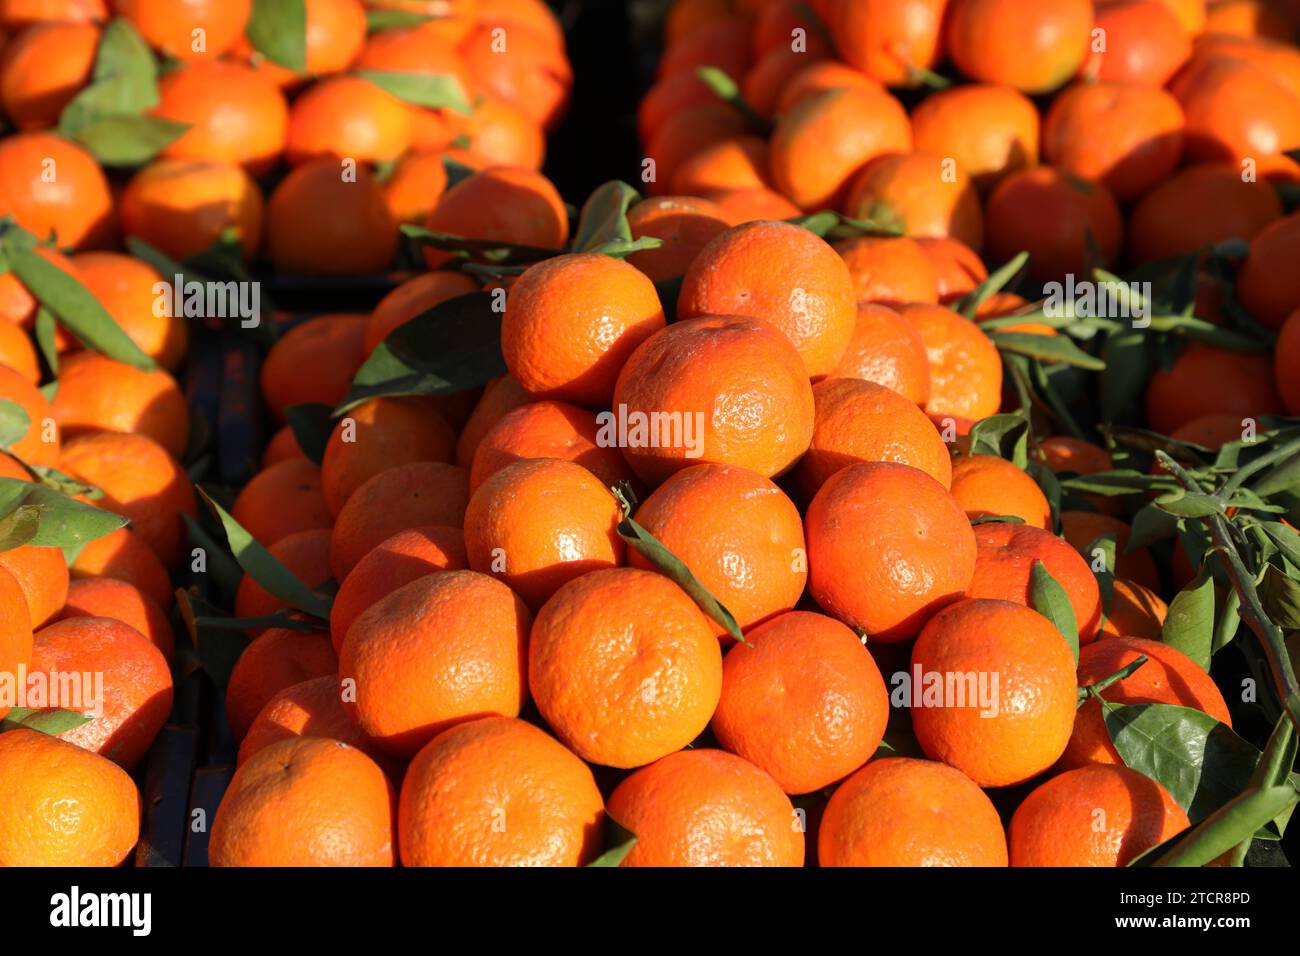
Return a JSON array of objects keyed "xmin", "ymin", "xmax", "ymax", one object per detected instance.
[
  {"xmin": 1058, "ymin": 469, "xmax": 1176, "ymax": 497},
  {"xmin": 1260, "ymin": 521, "xmax": 1300, "ymax": 571},
  {"xmin": 966, "ymin": 413, "xmax": 1030, "ymax": 467},
  {"xmin": 956, "ymin": 252, "xmax": 1028, "ymax": 319},
  {"xmin": 1128, "ymin": 501, "xmax": 1181, "ymax": 550},
  {"xmin": 0, "ymin": 504, "xmax": 42, "ymax": 553},
  {"xmin": 586, "ymin": 836, "xmax": 637, "ymax": 867},
  {"xmin": 1161, "ymin": 568, "xmax": 1215, "ymax": 672},
  {"xmin": 571, "ymin": 181, "xmax": 645, "ymax": 255},
  {"xmin": 990, "ymin": 331, "xmax": 1106, "ymax": 370},
  {"xmin": 1154, "ymin": 786, "xmax": 1299, "ymax": 867},
  {"xmin": 1153, "ymin": 488, "xmax": 1226, "ymax": 519},
  {"xmin": 175, "ymin": 588, "xmax": 248, "ymax": 689},
  {"xmin": 284, "ymin": 403, "xmax": 333, "ymax": 465},
  {"xmin": 0, "ymin": 707, "xmax": 93, "ymax": 735},
  {"xmin": 694, "ymin": 66, "xmax": 767, "ymax": 133},
  {"xmin": 33, "ymin": 307, "xmax": 59, "ymax": 375},
  {"xmin": 365, "ymin": 8, "xmax": 433, "ymax": 30},
  {"xmin": 247, "ymin": 0, "xmax": 308, "ymax": 72},
  {"xmin": 1099, "ymin": 330, "xmax": 1152, "ymax": 422},
  {"xmin": 0, "ymin": 478, "xmax": 126, "ymax": 550},
  {"xmin": 1029, "ymin": 560, "xmax": 1079, "ymax": 660},
  {"xmin": 57, "ymin": 18, "xmax": 160, "ymax": 133},
  {"xmin": 68, "ymin": 114, "xmax": 190, "ymax": 167},
  {"xmin": 356, "ymin": 70, "xmax": 470, "ymax": 112},
  {"xmin": 1258, "ymin": 563, "xmax": 1300, "ymax": 631},
  {"xmin": 0, "ymin": 398, "xmax": 30, "ymax": 450},
  {"xmin": 401, "ymin": 224, "xmax": 562, "ymax": 265},
  {"xmin": 1084, "ymin": 532, "xmax": 1116, "ymax": 618}
]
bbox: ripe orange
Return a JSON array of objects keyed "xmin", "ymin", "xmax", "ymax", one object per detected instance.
[
  {"xmin": 805, "ymin": 461, "xmax": 976, "ymax": 641},
  {"xmin": 0, "ymin": 21, "xmax": 99, "ymax": 130},
  {"xmin": 1101, "ymin": 578, "xmax": 1169, "ymax": 640},
  {"xmin": 946, "ymin": 0, "xmax": 1094, "ymax": 93},
  {"xmin": 950, "ymin": 454, "xmax": 1051, "ymax": 528},
  {"xmin": 230, "ymin": 458, "xmax": 332, "ymax": 548},
  {"xmin": 911, "ymin": 598, "xmax": 1077, "ymax": 787},
  {"xmin": 657, "ymin": 14, "xmax": 751, "ymax": 81},
  {"xmin": 1171, "ymin": 56, "xmax": 1300, "ymax": 163},
  {"xmin": 1059, "ymin": 510, "xmax": 1161, "ymax": 592},
  {"xmin": 421, "ymin": 166, "xmax": 568, "ymax": 269},
  {"xmin": 0, "ymin": 132, "xmax": 113, "ymax": 250},
  {"xmin": 340, "ymin": 570, "xmax": 530, "ymax": 755},
  {"xmin": 703, "ymin": 186, "xmax": 802, "ymax": 223},
  {"xmin": 381, "ymin": 150, "xmax": 449, "ymax": 225},
  {"xmin": 918, "ymin": 235, "xmax": 988, "ymax": 301},
  {"xmin": 1145, "ymin": 343, "xmax": 1283, "ymax": 435},
  {"xmin": 742, "ymin": 44, "xmax": 833, "ymax": 120},
  {"xmin": 0, "ymin": 544, "xmax": 66, "ymax": 628},
  {"xmin": 152, "ymin": 61, "xmax": 287, "ymax": 175},
  {"xmin": 260, "ymin": 313, "xmax": 368, "ymax": 423},
  {"xmin": 1080, "ymin": 0, "xmax": 1192, "ymax": 87},
  {"xmin": 670, "ymin": 135, "xmax": 770, "ymax": 196},
  {"xmin": 624, "ymin": 195, "xmax": 732, "ymax": 283},
  {"xmin": 120, "ymin": 157, "xmax": 265, "ymax": 262},
  {"xmin": 819, "ymin": 757, "xmax": 1009, "ymax": 866},
  {"xmin": 607, "ymin": 748, "xmax": 804, "ymax": 866},
  {"xmin": 460, "ymin": 20, "xmax": 573, "ymax": 130},
  {"xmin": 774, "ymin": 59, "xmax": 886, "ymax": 115},
  {"xmin": 69, "ymin": 251, "xmax": 189, "ymax": 370},
  {"xmin": 224, "ymin": 627, "xmax": 338, "ymax": 741},
  {"xmin": 1009, "ymin": 764, "xmax": 1189, "ymax": 866},
  {"xmin": 529, "ymin": 567, "xmax": 722, "ymax": 768},
  {"xmin": 50, "ymin": 352, "xmax": 189, "ymax": 458},
  {"xmin": 1203, "ymin": 0, "xmax": 1294, "ymax": 38},
  {"xmin": 364, "ymin": 271, "xmax": 478, "ymax": 356},
  {"xmin": 399, "ymin": 715, "xmax": 605, "ymax": 866},
  {"xmin": 826, "ymin": 302, "xmax": 931, "ymax": 405},
  {"xmin": 823, "ymin": 0, "xmax": 948, "ymax": 85},
  {"xmin": 1157, "ymin": 0, "xmax": 1208, "ymax": 32},
  {"xmin": 266, "ymin": 159, "xmax": 398, "ymax": 275},
  {"xmin": 1238, "ymin": 211, "xmax": 1300, "ymax": 329},
  {"xmin": 115, "ymin": 0, "xmax": 250, "ymax": 61},
  {"xmin": 302, "ymin": 0, "xmax": 368, "ymax": 74},
  {"xmin": 910, "ymin": 84, "xmax": 1040, "ymax": 193},
  {"xmin": 0, "ymin": 363, "xmax": 59, "ymax": 466},
  {"xmin": 645, "ymin": 101, "xmax": 749, "ymax": 197},
  {"xmin": 900, "ymin": 303, "xmax": 1003, "ymax": 423},
  {"xmin": 842, "ymin": 152, "xmax": 984, "ymax": 250},
  {"xmin": 233, "ymin": 527, "xmax": 333, "ymax": 625},
  {"xmin": 211, "ymin": 736, "xmax": 394, "ymax": 866},
  {"xmin": 713, "ymin": 610, "xmax": 887, "ymax": 794},
  {"xmin": 455, "ymin": 374, "xmax": 531, "ymax": 468},
  {"xmin": 68, "ymin": 526, "xmax": 172, "ymax": 610},
  {"xmin": 0, "ymin": 0, "xmax": 106, "ymax": 30},
  {"xmin": 285, "ymin": 76, "xmax": 412, "ymax": 166},
  {"xmin": 835, "ymin": 235, "xmax": 940, "ymax": 306},
  {"xmin": 0, "ymin": 245, "xmax": 77, "ymax": 329},
  {"xmin": 0, "ymin": 565, "xmax": 33, "ymax": 721},
  {"xmin": 262, "ymin": 424, "xmax": 307, "ymax": 467},
  {"xmin": 236, "ymin": 674, "xmax": 378, "ymax": 767}
]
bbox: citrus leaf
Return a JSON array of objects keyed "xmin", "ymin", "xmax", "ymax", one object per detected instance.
[
  {"xmin": 247, "ymin": 0, "xmax": 307, "ymax": 72},
  {"xmin": 1058, "ymin": 469, "xmax": 1176, "ymax": 497},
  {"xmin": 990, "ymin": 331, "xmax": 1106, "ymax": 370},
  {"xmin": 956, "ymin": 252, "xmax": 1028, "ymax": 319},
  {"xmin": 966, "ymin": 413, "xmax": 1030, "ymax": 467},
  {"xmin": 284, "ymin": 403, "xmax": 333, "ymax": 465},
  {"xmin": 0, "ymin": 504, "xmax": 42, "ymax": 553},
  {"xmin": 175, "ymin": 588, "xmax": 248, "ymax": 689},
  {"xmin": 356, "ymin": 70, "xmax": 470, "ymax": 112},
  {"xmin": 1258, "ymin": 563, "xmax": 1300, "ymax": 631},
  {"xmin": 1029, "ymin": 559, "xmax": 1078, "ymax": 660},
  {"xmin": 0, "ymin": 478, "xmax": 126, "ymax": 549},
  {"xmin": 0, "ymin": 398, "xmax": 30, "ymax": 450},
  {"xmin": 400, "ymin": 224, "xmax": 563, "ymax": 265},
  {"xmin": 57, "ymin": 17, "xmax": 159, "ymax": 133},
  {"xmin": 1153, "ymin": 488, "xmax": 1226, "ymax": 519},
  {"xmin": 1161, "ymin": 568, "xmax": 1215, "ymax": 671},
  {"xmin": 571, "ymin": 180, "xmax": 643, "ymax": 254},
  {"xmin": 586, "ymin": 836, "xmax": 637, "ymax": 868},
  {"xmin": 0, "ymin": 707, "xmax": 93, "ymax": 735},
  {"xmin": 68, "ymin": 114, "xmax": 190, "ymax": 167},
  {"xmin": 33, "ymin": 307, "xmax": 59, "ymax": 375},
  {"xmin": 1154, "ymin": 786, "xmax": 1300, "ymax": 867},
  {"xmin": 1099, "ymin": 329, "xmax": 1152, "ymax": 422},
  {"xmin": 365, "ymin": 8, "xmax": 432, "ymax": 30}
]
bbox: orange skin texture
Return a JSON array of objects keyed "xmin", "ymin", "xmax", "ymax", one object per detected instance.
[
  {"xmin": 703, "ymin": 186, "xmax": 801, "ymax": 223},
  {"xmin": 628, "ymin": 463, "xmax": 807, "ymax": 637},
  {"xmin": 529, "ymin": 568, "xmax": 722, "ymax": 769},
  {"xmin": 469, "ymin": 399, "xmax": 636, "ymax": 493},
  {"xmin": 835, "ymin": 235, "xmax": 940, "ymax": 307},
  {"xmin": 340, "ymin": 570, "xmax": 530, "ymax": 757},
  {"xmin": 463, "ymin": 458, "xmax": 625, "ymax": 611},
  {"xmin": 1171, "ymin": 55, "xmax": 1300, "ymax": 162},
  {"xmin": 231, "ymin": 458, "xmax": 332, "ymax": 549},
  {"xmin": 950, "ymin": 454, "xmax": 1051, "ymax": 529},
  {"xmin": 266, "ymin": 160, "xmax": 398, "ymax": 276},
  {"xmin": 225, "ymin": 628, "xmax": 338, "ymax": 742},
  {"xmin": 236, "ymin": 674, "xmax": 380, "ymax": 767},
  {"xmin": 0, "ymin": 565, "xmax": 33, "ymax": 722},
  {"xmin": 1080, "ymin": 0, "xmax": 1192, "ymax": 87},
  {"xmin": 59, "ymin": 432, "xmax": 195, "ymax": 568},
  {"xmin": 1204, "ymin": 0, "xmax": 1294, "ymax": 40},
  {"xmin": 120, "ymin": 158, "xmax": 265, "ymax": 262},
  {"xmin": 625, "ymin": 195, "xmax": 732, "ymax": 283},
  {"xmin": 69, "ymin": 251, "xmax": 189, "ymax": 370},
  {"xmin": 1009, "ymin": 764, "xmax": 1189, "ymax": 866},
  {"xmin": 322, "ymin": 397, "xmax": 456, "ymax": 516},
  {"xmin": 646, "ymin": 101, "xmax": 749, "ymax": 198},
  {"xmin": 0, "ymin": 364, "xmax": 58, "ymax": 466},
  {"xmin": 1042, "ymin": 83, "xmax": 1186, "ymax": 203},
  {"xmin": 302, "ymin": 0, "xmax": 368, "ymax": 74},
  {"xmin": 234, "ymin": 528, "xmax": 334, "ymax": 626},
  {"xmin": 211, "ymin": 737, "xmax": 395, "ymax": 867},
  {"xmin": 1126, "ymin": 162, "xmax": 1282, "ymax": 264},
  {"xmin": 399, "ymin": 716, "xmax": 605, "ymax": 866},
  {"xmin": 0, "ymin": 0, "xmax": 107, "ymax": 30},
  {"xmin": 50, "ymin": 352, "xmax": 190, "ymax": 458},
  {"xmin": 456, "ymin": 374, "xmax": 532, "ymax": 468},
  {"xmin": 422, "ymin": 166, "xmax": 568, "ymax": 269},
  {"xmin": 152, "ymin": 60, "xmax": 288, "ymax": 174},
  {"xmin": 1279, "ymin": 307, "xmax": 1300, "ymax": 415},
  {"xmin": 679, "ymin": 220, "xmax": 857, "ymax": 379},
  {"xmin": 285, "ymin": 76, "xmax": 412, "ymax": 166},
  {"xmin": 330, "ymin": 524, "xmax": 466, "ymax": 652},
  {"xmin": 774, "ymin": 60, "xmax": 886, "ymax": 116},
  {"xmin": 1099, "ymin": 578, "xmax": 1168, "ymax": 641},
  {"xmin": 911, "ymin": 598, "xmax": 1077, "ymax": 788},
  {"xmin": 0, "ymin": 21, "xmax": 98, "ymax": 130},
  {"xmin": 842, "ymin": 151, "xmax": 985, "ymax": 251},
  {"xmin": 825, "ymin": 0, "xmax": 949, "ymax": 86},
  {"xmin": 260, "ymin": 314, "xmax": 368, "ymax": 423},
  {"xmin": 0, "ymin": 132, "xmax": 113, "ymax": 250},
  {"xmin": 0, "ymin": 728, "xmax": 139, "ymax": 867},
  {"xmin": 503, "ymin": 253, "xmax": 666, "ymax": 409},
  {"xmin": 985, "ymin": 168, "xmax": 1124, "ymax": 284},
  {"xmin": 819, "ymin": 757, "xmax": 1008, "ymax": 866},
  {"xmin": 805, "ymin": 461, "xmax": 977, "ymax": 642},
  {"xmin": 32, "ymin": 616, "xmax": 173, "ymax": 770},
  {"xmin": 657, "ymin": 15, "xmax": 751, "ymax": 82},
  {"xmin": 967, "ymin": 522, "xmax": 1103, "ymax": 643},
  {"xmin": 0, "ymin": 545, "xmax": 66, "ymax": 628},
  {"xmin": 329, "ymin": 461, "xmax": 470, "ymax": 581},
  {"xmin": 797, "ymin": 377, "xmax": 952, "ymax": 499},
  {"xmin": 1238, "ymin": 211, "xmax": 1300, "ymax": 329},
  {"xmin": 69, "ymin": 527, "xmax": 172, "ymax": 610},
  {"xmin": 910, "ymin": 84, "xmax": 1040, "ymax": 194},
  {"xmin": 382, "ymin": 150, "xmax": 449, "ymax": 226},
  {"xmin": 1145, "ymin": 344, "xmax": 1283, "ymax": 435},
  {"xmin": 638, "ymin": 69, "xmax": 717, "ymax": 146},
  {"xmin": 946, "ymin": 0, "xmax": 1094, "ymax": 93},
  {"xmin": 461, "ymin": 21, "xmax": 573, "ymax": 130},
  {"xmin": 1060, "ymin": 510, "xmax": 1161, "ymax": 593},
  {"xmin": 742, "ymin": 44, "xmax": 833, "ymax": 120},
  {"xmin": 917, "ymin": 235, "xmax": 987, "ymax": 301},
  {"xmin": 115, "ymin": 0, "xmax": 250, "ymax": 61},
  {"xmin": 712, "ymin": 611, "xmax": 888, "ymax": 794},
  {"xmin": 1064, "ymin": 636, "xmax": 1233, "ymax": 770},
  {"xmin": 768, "ymin": 85, "xmax": 913, "ymax": 211},
  {"xmin": 827, "ymin": 302, "xmax": 932, "ymax": 405},
  {"xmin": 608, "ymin": 749, "xmax": 804, "ymax": 866},
  {"xmin": 901, "ymin": 303, "xmax": 1003, "ymax": 423},
  {"xmin": 365, "ymin": 271, "xmax": 479, "ymax": 355},
  {"xmin": 1189, "ymin": 33, "xmax": 1300, "ymax": 98},
  {"xmin": 670, "ymin": 135, "xmax": 770, "ymax": 197}
]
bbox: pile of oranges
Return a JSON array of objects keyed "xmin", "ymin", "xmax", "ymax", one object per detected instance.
[{"xmin": 1, "ymin": 0, "xmax": 1300, "ymax": 870}]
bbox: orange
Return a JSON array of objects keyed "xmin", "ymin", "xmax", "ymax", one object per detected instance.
[
  {"xmin": 950, "ymin": 454, "xmax": 1051, "ymax": 528},
  {"xmin": 70, "ymin": 251, "xmax": 189, "ymax": 370},
  {"xmin": 0, "ymin": 564, "xmax": 32, "ymax": 722},
  {"xmin": 910, "ymin": 84, "xmax": 1040, "ymax": 193},
  {"xmin": 329, "ymin": 461, "xmax": 470, "ymax": 581},
  {"xmin": 670, "ymin": 135, "xmax": 770, "ymax": 196},
  {"xmin": 0, "ymin": 728, "xmax": 139, "ymax": 867},
  {"xmin": 50, "ymin": 352, "xmax": 189, "ymax": 458},
  {"xmin": 469, "ymin": 399, "xmax": 635, "ymax": 493},
  {"xmin": 842, "ymin": 152, "xmax": 984, "ymax": 250},
  {"xmin": 657, "ymin": 15, "xmax": 751, "ymax": 81},
  {"xmin": 751, "ymin": 0, "xmax": 824, "ymax": 57},
  {"xmin": 0, "ymin": 0, "xmax": 106, "ymax": 30},
  {"xmin": 1080, "ymin": 0, "xmax": 1192, "ymax": 87},
  {"xmin": 59, "ymin": 432, "xmax": 195, "ymax": 567},
  {"xmin": 0, "ymin": 132, "xmax": 112, "ymax": 250},
  {"xmin": 231, "ymin": 458, "xmax": 332, "ymax": 548},
  {"xmin": 444, "ymin": 94, "xmax": 547, "ymax": 169},
  {"xmin": 713, "ymin": 610, "xmax": 887, "ymax": 794},
  {"xmin": 114, "ymin": 0, "xmax": 250, "ymax": 61},
  {"xmin": 1038, "ymin": 435, "xmax": 1118, "ymax": 515},
  {"xmin": 340, "ymin": 570, "xmax": 530, "ymax": 756},
  {"xmin": 1279, "ymin": 307, "xmax": 1300, "ymax": 414},
  {"xmin": 236, "ymin": 674, "xmax": 378, "ymax": 767},
  {"xmin": 742, "ymin": 44, "xmax": 833, "ymax": 120},
  {"xmin": 120, "ymin": 157, "xmax": 265, "ymax": 261},
  {"xmin": 806, "ymin": 461, "xmax": 976, "ymax": 641},
  {"xmin": 463, "ymin": 458, "xmax": 624, "ymax": 610},
  {"xmin": 32, "ymin": 615, "xmax": 173, "ymax": 770},
  {"xmin": 302, "ymin": 0, "xmax": 367, "ymax": 74},
  {"xmin": 768, "ymin": 86, "xmax": 913, "ymax": 211},
  {"xmin": 608, "ymin": 749, "xmax": 803, "ymax": 866},
  {"xmin": 260, "ymin": 313, "xmax": 368, "ymax": 422},
  {"xmin": 421, "ymin": 166, "xmax": 568, "ymax": 269},
  {"xmin": 1145, "ymin": 343, "xmax": 1283, "ymax": 435},
  {"xmin": 262, "ymin": 424, "xmax": 306, "ymax": 467},
  {"xmin": 529, "ymin": 567, "xmax": 722, "ymax": 768},
  {"xmin": 329, "ymin": 524, "xmax": 466, "ymax": 652},
  {"xmin": 911, "ymin": 598, "xmax": 1076, "ymax": 787},
  {"xmin": 285, "ymin": 76, "xmax": 412, "ymax": 166},
  {"xmin": 474, "ymin": 0, "xmax": 564, "ymax": 49},
  {"xmin": 399, "ymin": 715, "xmax": 604, "ymax": 866},
  {"xmin": 0, "ymin": 245, "xmax": 77, "ymax": 329},
  {"xmin": 985, "ymin": 168, "xmax": 1124, "ymax": 283},
  {"xmin": 1157, "ymin": 0, "xmax": 1208, "ymax": 32},
  {"xmin": 1064, "ymin": 635, "xmax": 1233, "ymax": 769},
  {"xmin": 703, "ymin": 186, "xmax": 802, "ymax": 222},
  {"xmin": 823, "ymin": 0, "xmax": 948, "ymax": 85},
  {"xmin": 364, "ymin": 271, "xmax": 479, "ymax": 356},
  {"xmin": 502, "ymin": 253, "xmax": 666, "ymax": 408},
  {"xmin": 232, "ymin": 527, "xmax": 334, "ymax": 625},
  {"xmin": 678, "ymin": 220, "xmax": 857, "ymax": 378},
  {"xmin": 1100, "ymin": 578, "xmax": 1169, "ymax": 641},
  {"xmin": 455, "ymin": 374, "xmax": 531, "ymax": 467},
  {"xmin": 69, "ymin": 527, "xmax": 172, "ymax": 609},
  {"xmin": 152, "ymin": 61, "xmax": 287, "ymax": 175},
  {"xmin": 381, "ymin": 151, "xmax": 449, "ymax": 226},
  {"xmin": 901, "ymin": 303, "xmax": 1003, "ymax": 423},
  {"xmin": 266, "ymin": 159, "xmax": 398, "ymax": 275},
  {"xmin": 628, "ymin": 463, "xmax": 806, "ymax": 636},
  {"xmin": 819, "ymin": 757, "xmax": 1009, "ymax": 866},
  {"xmin": 1059, "ymin": 510, "xmax": 1161, "ymax": 593},
  {"xmin": 461, "ymin": 21, "xmax": 572, "ymax": 130},
  {"xmin": 918, "ymin": 235, "xmax": 988, "ymax": 301},
  {"xmin": 637, "ymin": 69, "xmax": 718, "ymax": 146},
  {"xmin": 774, "ymin": 60, "xmax": 885, "ymax": 115},
  {"xmin": 0, "ymin": 21, "xmax": 98, "ymax": 130},
  {"xmin": 946, "ymin": 0, "xmax": 1094, "ymax": 93},
  {"xmin": 835, "ymin": 235, "xmax": 939, "ymax": 307},
  {"xmin": 646, "ymin": 101, "xmax": 750, "ymax": 199},
  {"xmin": 625, "ymin": 195, "xmax": 731, "ymax": 283},
  {"xmin": 1171, "ymin": 56, "xmax": 1300, "ymax": 163},
  {"xmin": 224, "ymin": 627, "xmax": 338, "ymax": 741},
  {"xmin": 1203, "ymin": 0, "xmax": 1294, "ymax": 39},
  {"xmin": 1009, "ymin": 764, "xmax": 1189, "ymax": 866},
  {"xmin": 1189, "ymin": 33, "xmax": 1300, "ymax": 97},
  {"xmin": 826, "ymin": 302, "xmax": 931, "ymax": 405},
  {"xmin": 1238, "ymin": 211, "xmax": 1300, "ymax": 329},
  {"xmin": 0, "ymin": 363, "xmax": 58, "ymax": 465},
  {"xmin": 211, "ymin": 737, "xmax": 394, "ymax": 866},
  {"xmin": 1170, "ymin": 413, "xmax": 1253, "ymax": 448},
  {"xmin": 612, "ymin": 315, "xmax": 815, "ymax": 485},
  {"xmin": 1042, "ymin": 82, "xmax": 1186, "ymax": 202},
  {"xmin": 0, "ymin": 544, "xmax": 66, "ymax": 628}
]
